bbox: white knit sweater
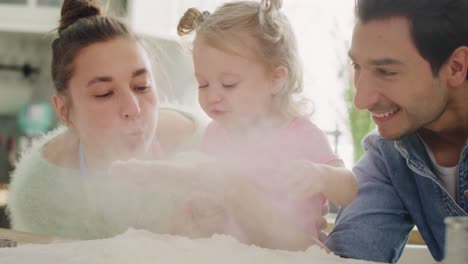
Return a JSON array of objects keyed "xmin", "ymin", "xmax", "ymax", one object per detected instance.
[
  {"xmin": 7, "ymin": 107, "xmax": 217, "ymax": 240},
  {"xmin": 8, "ymin": 129, "xmax": 229, "ymax": 240},
  {"xmin": 7, "ymin": 127, "xmax": 95, "ymax": 239}
]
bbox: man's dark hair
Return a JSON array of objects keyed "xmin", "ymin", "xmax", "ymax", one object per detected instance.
[{"xmin": 356, "ymin": 0, "xmax": 468, "ymax": 79}]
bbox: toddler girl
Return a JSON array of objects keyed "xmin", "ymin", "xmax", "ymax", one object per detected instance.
[{"xmin": 175, "ymin": 0, "xmax": 357, "ymax": 250}]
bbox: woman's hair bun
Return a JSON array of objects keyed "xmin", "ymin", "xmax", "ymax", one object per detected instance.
[{"xmin": 59, "ymin": 0, "xmax": 102, "ymax": 34}]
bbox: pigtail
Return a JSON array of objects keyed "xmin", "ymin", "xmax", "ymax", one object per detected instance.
[
  {"xmin": 260, "ymin": 0, "xmax": 283, "ymax": 13},
  {"xmin": 177, "ymin": 8, "xmax": 211, "ymax": 36},
  {"xmin": 258, "ymin": 0, "xmax": 283, "ymax": 43}
]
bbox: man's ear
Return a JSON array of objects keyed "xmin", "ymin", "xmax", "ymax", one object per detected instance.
[
  {"xmin": 270, "ymin": 65, "xmax": 288, "ymax": 95},
  {"xmin": 444, "ymin": 46, "xmax": 468, "ymax": 87},
  {"xmin": 53, "ymin": 95, "xmax": 72, "ymax": 126}
]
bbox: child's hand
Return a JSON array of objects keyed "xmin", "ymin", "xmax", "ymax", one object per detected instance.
[{"xmin": 279, "ymin": 160, "xmax": 326, "ymax": 201}]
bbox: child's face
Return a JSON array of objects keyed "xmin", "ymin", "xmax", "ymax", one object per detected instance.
[
  {"xmin": 193, "ymin": 39, "xmax": 279, "ymax": 131},
  {"xmin": 55, "ymin": 37, "xmax": 159, "ymax": 163}
]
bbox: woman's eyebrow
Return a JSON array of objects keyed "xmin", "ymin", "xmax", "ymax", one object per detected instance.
[{"xmin": 87, "ymin": 76, "xmax": 112, "ymax": 87}]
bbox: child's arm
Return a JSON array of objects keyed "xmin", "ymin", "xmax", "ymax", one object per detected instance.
[
  {"xmin": 318, "ymin": 160, "xmax": 357, "ymax": 205},
  {"xmin": 284, "ymin": 160, "xmax": 357, "ymax": 206}
]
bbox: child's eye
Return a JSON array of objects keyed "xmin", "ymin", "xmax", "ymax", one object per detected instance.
[
  {"xmin": 198, "ymin": 84, "xmax": 209, "ymax": 89},
  {"xmin": 95, "ymin": 92, "xmax": 113, "ymax": 98},
  {"xmin": 222, "ymin": 83, "xmax": 238, "ymax": 88}
]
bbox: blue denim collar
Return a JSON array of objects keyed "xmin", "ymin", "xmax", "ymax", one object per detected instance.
[
  {"xmin": 394, "ymin": 133, "xmax": 438, "ymax": 179},
  {"xmin": 395, "ymin": 133, "xmax": 468, "ymax": 178},
  {"xmin": 395, "ymin": 133, "xmax": 468, "ymax": 215}
]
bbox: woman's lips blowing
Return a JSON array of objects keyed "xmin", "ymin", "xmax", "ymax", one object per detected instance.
[
  {"xmin": 124, "ymin": 130, "xmax": 145, "ymax": 142},
  {"xmin": 210, "ymin": 109, "xmax": 227, "ymax": 116}
]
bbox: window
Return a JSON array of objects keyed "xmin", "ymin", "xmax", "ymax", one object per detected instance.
[{"xmin": 135, "ymin": 1, "xmax": 358, "ymax": 166}]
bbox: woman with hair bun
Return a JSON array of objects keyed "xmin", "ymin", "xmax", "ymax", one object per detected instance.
[{"xmin": 7, "ymin": 0, "xmax": 199, "ymax": 239}]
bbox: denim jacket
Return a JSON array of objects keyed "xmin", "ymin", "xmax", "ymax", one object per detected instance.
[{"xmin": 325, "ymin": 132, "xmax": 468, "ymax": 263}]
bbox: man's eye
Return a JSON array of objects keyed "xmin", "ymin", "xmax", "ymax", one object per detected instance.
[
  {"xmin": 376, "ymin": 68, "xmax": 397, "ymax": 76},
  {"xmin": 351, "ymin": 62, "xmax": 360, "ymax": 71}
]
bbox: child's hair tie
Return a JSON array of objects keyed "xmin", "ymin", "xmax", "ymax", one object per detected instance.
[
  {"xmin": 200, "ymin": 11, "xmax": 211, "ymax": 22},
  {"xmin": 261, "ymin": 0, "xmax": 270, "ymax": 10},
  {"xmin": 260, "ymin": 0, "xmax": 282, "ymax": 13}
]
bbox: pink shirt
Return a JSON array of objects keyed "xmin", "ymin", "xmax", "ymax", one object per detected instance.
[{"xmin": 202, "ymin": 117, "xmax": 338, "ymax": 241}]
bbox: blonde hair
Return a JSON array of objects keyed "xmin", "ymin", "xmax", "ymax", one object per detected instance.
[{"xmin": 177, "ymin": 0, "xmax": 309, "ymax": 118}]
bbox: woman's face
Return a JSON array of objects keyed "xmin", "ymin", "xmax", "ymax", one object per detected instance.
[{"xmin": 57, "ymin": 37, "xmax": 159, "ymax": 164}]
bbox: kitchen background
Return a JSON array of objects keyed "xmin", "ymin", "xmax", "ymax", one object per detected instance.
[{"xmin": 0, "ymin": 0, "xmax": 371, "ymax": 229}]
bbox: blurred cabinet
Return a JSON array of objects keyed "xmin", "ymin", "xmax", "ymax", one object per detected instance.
[
  {"xmin": 0, "ymin": 0, "xmax": 127, "ymax": 33},
  {"xmin": 0, "ymin": 0, "xmax": 27, "ymax": 4},
  {"xmin": 0, "ymin": 0, "xmax": 62, "ymax": 33},
  {"xmin": 35, "ymin": 0, "xmax": 62, "ymax": 7}
]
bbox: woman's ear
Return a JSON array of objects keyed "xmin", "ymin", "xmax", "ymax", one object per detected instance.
[
  {"xmin": 53, "ymin": 95, "xmax": 72, "ymax": 126},
  {"xmin": 270, "ymin": 65, "xmax": 288, "ymax": 95},
  {"xmin": 445, "ymin": 46, "xmax": 468, "ymax": 87}
]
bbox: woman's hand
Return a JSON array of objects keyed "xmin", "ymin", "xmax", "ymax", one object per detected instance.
[{"xmin": 107, "ymin": 158, "xmax": 202, "ymax": 183}]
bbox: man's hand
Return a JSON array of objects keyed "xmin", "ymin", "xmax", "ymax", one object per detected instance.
[{"xmin": 317, "ymin": 202, "xmax": 329, "ymax": 242}]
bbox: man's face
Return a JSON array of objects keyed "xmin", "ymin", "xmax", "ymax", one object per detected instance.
[{"xmin": 349, "ymin": 17, "xmax": 449, "ymax": 139}]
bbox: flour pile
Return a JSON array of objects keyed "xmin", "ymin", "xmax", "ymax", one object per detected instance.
[{"xmin": 0, "ymin": 229, "xmax": 378, "ymax": 264}]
